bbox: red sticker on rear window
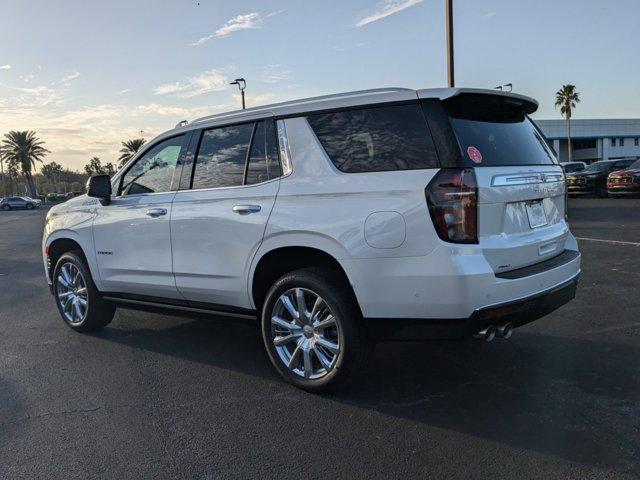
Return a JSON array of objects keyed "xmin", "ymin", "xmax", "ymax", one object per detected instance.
[{"xmin": 467, "ymin": 146, "xmax": 482, "ymax": 164}]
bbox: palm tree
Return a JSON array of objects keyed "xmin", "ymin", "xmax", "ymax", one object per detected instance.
[
  {"xmin": 118, "ymin": 138, "xmax": 146, "ymax": 167},
  {"xmin": 554, "ymin": 85, "xmax": 580, "ymax": 162},
  {"xmin": 0, "ymin": 131, "xmax": 50, "ymax": 197}
]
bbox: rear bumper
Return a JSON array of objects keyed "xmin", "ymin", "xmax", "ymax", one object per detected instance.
[{"xmin": 366, "ymin": 274, "xmax": 579, "ymax": 341}]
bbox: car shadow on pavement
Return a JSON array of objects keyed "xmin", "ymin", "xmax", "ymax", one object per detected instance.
[{"xmin": 94, "ymin": 313, "xmax": 640, "ymax": 476}]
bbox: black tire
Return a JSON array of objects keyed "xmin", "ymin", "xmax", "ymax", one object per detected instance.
[
  {"xmin": 26, "ymin": 203, "xmax": 34, "ymax": 210},
  {"xmin": 1, "ymin": 204, "xmax": 10, "ymax": 211},
  {"xmin": 261, "ymin": 268, "xmax": 370, "ymax": 393},
  {"xmin": 52, "ymin": 251, "xmax": 115, "ymax": 332}
]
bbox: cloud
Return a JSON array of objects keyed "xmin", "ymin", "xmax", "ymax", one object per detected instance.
[
  {"xmin": 483, "ymin": 12, "xmax": 496, "ymax": 19},
  {"xmin": 12, "ymin": 85, "xmax": 59, "ymax": 107},
  {"xmin": 215, "ymin": 12, "xmax": 261, "ymax": 37},
  {"xmin": 154, "ymin": 69, "xmax": 228, "ymax": 98},
  {"xmin": 61, "ymin": 71, "xmax": 82, "ymax": 85},
  {"xmin": 260, "ymin": 64, "xmax": 292, "ymax": 84},
  {"xmin": 190, "ymin": 10, "xmax": 284, "ymax": 46},
  {"xmin": 136, "ymin": 103, "xmax": 226, "ymax": 118},
  {"xmin": 355, "ymin": 0, "xmax": 424, "ymax": 27},
  {"xmin": 115, "ymin": 88, "xmax": 131, "ymax": 95},
  {"xmin": 233, "ymin": 92, "xmax": 277, "ymax": 109},
  {"xmin": 265, "ymin": 9, "xmax": 286, "ymax": 18},
  {"xmin": 0, "ymin": 64, "xmax": 11, "ymax": 70}
]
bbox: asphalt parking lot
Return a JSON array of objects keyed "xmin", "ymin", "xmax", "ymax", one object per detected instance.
[{"xmin": 1, "ymin": 198, "xmax": 639, "ymax": 479}]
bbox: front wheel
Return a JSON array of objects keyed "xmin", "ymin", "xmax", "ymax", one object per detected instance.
[
  {"xmin": 53, "ymin": 251, "xmax": 115, "ymax": 332},
  {"xmin": 1, "ymin": 205, "xmax": 10, "ymax": 211},
  {"xmin": 261, "ymin": 268, "xmax": 370, "ymax": 392},
  {"xmin": 26, "ymin": 203, "xmax": 34, "ymax": 210}
]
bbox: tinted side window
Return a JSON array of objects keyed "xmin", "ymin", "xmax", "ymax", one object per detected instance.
[
  {"xmin": 307, "ymin": 104, "xmax": 439, "ymax": 173},
  {"xmin": 246, "ymin": 120, "xmax": 282, "ymax": 185},
  {"xmin": 614, "ymin": 160, "xmax": 633, "ymax": 170},
  {"xmin": 121, "ymin": 135, "xmax": 184, "ymax": 195},
  {"xmin": 193, "ymin": 123, "xmax": 253, "ymax": 189}
]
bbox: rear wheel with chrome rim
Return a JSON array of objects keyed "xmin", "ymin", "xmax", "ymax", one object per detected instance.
[
  {"xmin": 261, "ymin": 268, "xmax": 369, "ymax": 392},
  {"xmin": 53, "ymin": 251, "xmax": 115, "ymax": 332}
]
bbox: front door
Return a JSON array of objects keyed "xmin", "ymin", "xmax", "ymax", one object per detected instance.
[
  {"xmin": 93, "ymin": 134, "xmax": 187, "ymax": 299},
  {"xmin": 171, "ymin": 119, "xmax": 282, "ymax": 309}
]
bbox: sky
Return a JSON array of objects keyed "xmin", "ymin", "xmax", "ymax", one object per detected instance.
[{"xmin": 1, "ymin": 0, "xmax": 639, "ymax": 171}]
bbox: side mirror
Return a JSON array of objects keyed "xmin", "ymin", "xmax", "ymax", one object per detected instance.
[{"xmin": 86, "ymin": 174, "xmax": 112, "ymax": 205}]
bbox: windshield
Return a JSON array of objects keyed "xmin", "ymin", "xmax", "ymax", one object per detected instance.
[
  {"xmin": 585, "ymin": 162, "xmax": 610, "ymax": 172},
  {"xmin": 443, "ymin": 95, "xmax": 557, "ymax": 167},
  {"xmin": 629, "ymin": 160, "xmax": 640, "ymax": 170}
]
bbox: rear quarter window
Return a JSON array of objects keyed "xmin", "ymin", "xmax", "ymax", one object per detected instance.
[
  {"xmin": 307, "ymin": 104, "xmax": 439, "ymax": 173},
  {"xmin": 444, "ymin": 94, "xmax": 558, "ymax": 167}
]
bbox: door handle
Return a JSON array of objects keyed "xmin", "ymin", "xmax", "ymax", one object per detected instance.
[
  {"xmin": 146, "ymin": 208, "xmax": 167, "ymax": 217},
  {"xmin": 232, "ymin": 204, "xmax": 261, "ymax": 214}
]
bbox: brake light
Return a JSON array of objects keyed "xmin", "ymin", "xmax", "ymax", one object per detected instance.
[{"xmin": 426, "ymin": 168, "xmax": 478, "ymax": 244}]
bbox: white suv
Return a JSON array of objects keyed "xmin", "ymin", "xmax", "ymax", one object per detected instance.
[{"xmin": 43, "ymin": 88, "xmax": 581, "ymax": 391}]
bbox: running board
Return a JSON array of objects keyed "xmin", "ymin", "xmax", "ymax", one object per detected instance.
[{"xmin": 102, "ymin": 296, "xmax": 257, "ymax": 321}]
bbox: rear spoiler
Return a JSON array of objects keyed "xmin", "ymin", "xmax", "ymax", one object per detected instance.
[{"xmin": 417, "ymin": 88, "xmax": 538, "ymax": 115}]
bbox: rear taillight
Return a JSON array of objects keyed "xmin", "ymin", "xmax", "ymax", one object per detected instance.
[{"xmin": 426, "ymin": 168, "xmax": 478, "ymax": 244}]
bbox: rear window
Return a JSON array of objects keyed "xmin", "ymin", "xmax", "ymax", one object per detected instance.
[
  {"xmin": 307, "ymin": 104, "xmax": 439, "ymax": 173},
  {"xmin": 444, "ymin": 95, "xmax": 557, "ymax": 167}
]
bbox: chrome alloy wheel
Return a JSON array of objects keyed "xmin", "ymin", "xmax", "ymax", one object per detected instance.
[
  {"xmin": 271, "ymin": 288, "xmax": 341, "ymax": 379},
  {"xmin": 56, "ymin": 262, "xmax": 88, "ymax": 324}
]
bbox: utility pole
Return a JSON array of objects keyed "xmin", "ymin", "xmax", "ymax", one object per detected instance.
[
  {"xmin": 230, "ymin": 78, "xmax": 246, "ymax": 109},
  {"xmin": 445, "ymin": 0, "xmax": 454, "ymax": 87}
]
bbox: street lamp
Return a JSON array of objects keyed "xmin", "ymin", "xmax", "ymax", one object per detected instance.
[{"xmin": 230, "ymin": 78, "xmax": 246, "ymax": 109}]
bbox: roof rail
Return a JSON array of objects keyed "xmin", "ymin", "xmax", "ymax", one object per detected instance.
[{"xmin": 190, "ymin": 87, "xmax": 414, "ymax": 125}]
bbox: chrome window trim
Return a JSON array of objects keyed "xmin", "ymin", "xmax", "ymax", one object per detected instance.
[
  {"xmin": 172, "ymin": 175, "xmax": 284, "ymax": 195},
  {"xmin": 276, "ymin": 119, "xmax": 293, "ymax": 175}
]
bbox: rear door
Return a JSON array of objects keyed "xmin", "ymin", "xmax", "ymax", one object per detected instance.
[
  {"xmin": 437, "ymin": 92, "xmax": 568, "ymax": 273},
  {"xmin": 170, "ymin": 118, "xmax": 282, "ymax": 309}
]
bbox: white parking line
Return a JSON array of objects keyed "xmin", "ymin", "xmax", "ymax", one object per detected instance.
[{"xmin": 575, "ymin": 237, "xmax": 640, "ymax": 247}]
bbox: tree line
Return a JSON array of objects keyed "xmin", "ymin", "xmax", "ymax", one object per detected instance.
[{"xmin": 0, "ymin": 131, "xmax": 146, "ymax": 198}]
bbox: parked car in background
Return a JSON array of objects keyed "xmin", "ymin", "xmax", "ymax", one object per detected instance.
[
  {"xmin": 607, "ymin": 159, "xmax": 640, "ymax": 197},
  {"xmin": 566, "ymin": 159, "xmax": 635, "ymax": 197},
  {"xmin": 560, "ymin": 161, "xmax": 586, "ymax": 174},
  {"xmin": 0, "ymin": 196, "xmax": 41, "ymax": 210},
  {"xmin": 24, "ymin": 196, "xmax": 43, "ymax": 206}
]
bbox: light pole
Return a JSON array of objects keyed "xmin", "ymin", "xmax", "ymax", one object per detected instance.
[
  {"xmin": 445, "ymin": 0, "xmax": 454, "ymax": 87},
  {"xmin": 230, "ymin": 78, "xmax": 246, "ymax": 109}
]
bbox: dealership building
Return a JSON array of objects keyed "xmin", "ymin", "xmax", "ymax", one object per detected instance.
[{"xmin": 535, "ymin": 118, "xmax": 640, "ymax": 164}]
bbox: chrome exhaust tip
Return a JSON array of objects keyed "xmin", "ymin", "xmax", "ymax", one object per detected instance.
[
  {"xmin": 474, "ymin": 326, "xmax": 496, "ymax": 342},
  {"xmin": 496, "ymin": 323, "xmax": 513, "ymax": 339}
]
